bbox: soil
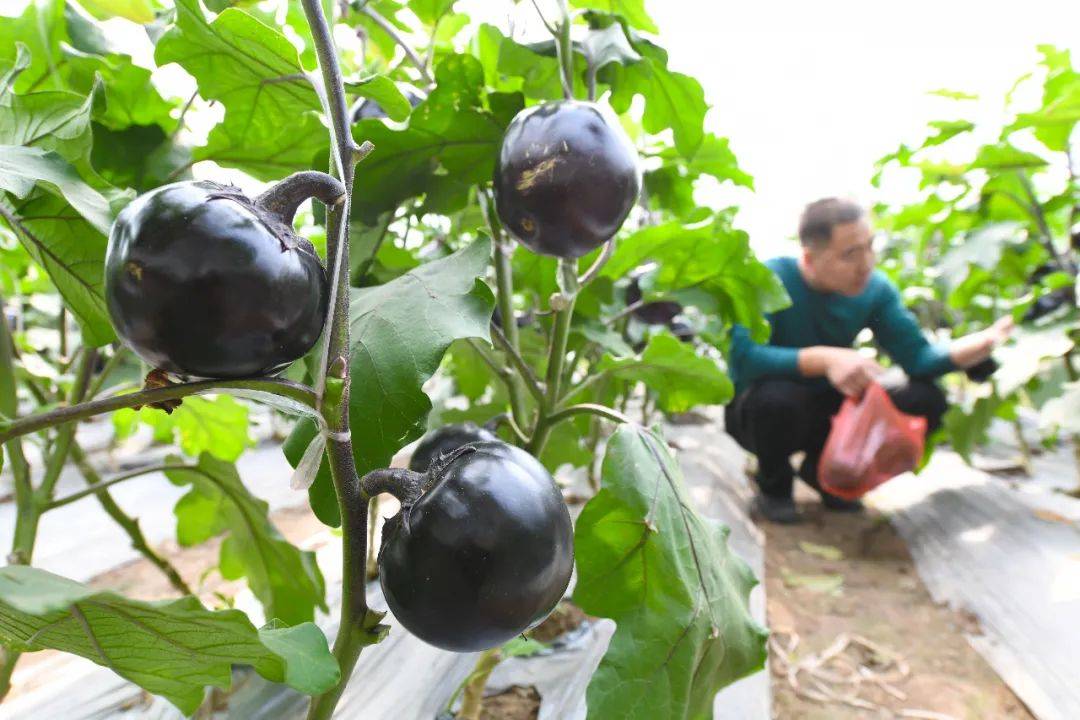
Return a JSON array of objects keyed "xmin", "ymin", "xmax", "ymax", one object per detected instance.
[
  {"xmin": 528, "ymin": 600, "xmax": 587, "ymax": 643},
  {"xmin": 478, "ymin": 686, "xmax": 540, "ymax": 720},
  {"xmin": 763, "ymin": 483, "xmax": 1035, "ymax": 720}
]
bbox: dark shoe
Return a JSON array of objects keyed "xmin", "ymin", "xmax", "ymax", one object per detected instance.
[
  {"xmin": 820, "ymin": 493, "xmax": 864, "ymax": 513},
  {"xmin": 752, "ymin": 493, "xmax": 802, "ymax": 524}
]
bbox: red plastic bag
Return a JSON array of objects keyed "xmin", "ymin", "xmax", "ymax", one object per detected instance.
[{"xmin": 818, "ymin": 382, "xmax": 928, "ymax": 500}]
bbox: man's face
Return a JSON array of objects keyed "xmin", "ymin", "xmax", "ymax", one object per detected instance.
[{"xmin": 804, "ymin": 219, "xmax": 876, "ymax": 296}]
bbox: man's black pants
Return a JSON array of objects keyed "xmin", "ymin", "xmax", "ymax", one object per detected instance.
[{"xmin": 724, "ymin": 379, "xmax": 947, "ymax": 499}]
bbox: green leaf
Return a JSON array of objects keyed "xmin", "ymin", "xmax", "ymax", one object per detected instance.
[
  {"xmin": 597, "ymin": 332, "xmax": 732, "ymax": 412},
  {"xmin": 0, "ymin": 192, "xmax": 115, "ymax": 346},
  {"xmin": 351, "ymin": 55, "xmax": 510, "ymax": 222},
  {"xmin": 78, "ymin": 0, "xmax": 156, "ymax": 23},
  {"xmin": 0, "ymin": 146, "xmax": 112, "ymax": 233},
  {"xmin": 921, "ymin": 119, "xmax": 975, "ymax": 148},
  {"xmin": 993, "ymin": 325, "xmax": 1074, "ymax": 396},
  {"xmin": 0, "ymin": 0, "xmax": 66, "ymax": 94},
  {"xmin": 1040, "ymin": 381, "xmax": 1080, "ymax": 434},
  {"xmin": 604, "ymin": 39, "xmax": 706, "ymax": 158},
  {"xmin": 90, "ymin": 123, "xmax": 193, "ymax": 192},
  {"xmin": 969, "ymin": 142, "xmax": 1048, "ymax": 170},
  {"xmin": 446, "ymin": 340, "xmax": 494, "ymax": 402},
  {"xmin": 62, "ymin": 49, "xmax": 177, "ymax": 132},
  {"xmin": 165, "ymin": 454, "xmax": 327, "ymax": 625},
  {"xmin": 155, "ymin": 0, "xmax": 326, "ymax": 180},
  {"xmin": 0, "ymin": 565, "xmax": 338, "ymax": 715},
  {"xmin": 687, "ymin": 133, "xmax": 754, "ymax": 188},
  {"xmin": 345, "ymin": 75, "xmax": 412, "ymax": 122},
  {"xmin": 0, "ymin": 42, "xmax": 30, "ymax": 96},
  {"xmin": 287, "ymin": 239, "xmax": 495, "ymax": 523},
  {"xmin": 112, "ymin": 395, "xmax": 253, "ymax": 462},
  {"xmin": 943, "ymin": 392, "xmax": 1011, "ymax": 463},
  {"xmin": 570, "ymin": 0, "xmax": 658, "ymax": 33},
  {"xmin": 938, "ymin": 222, "xmax": 1026, "ymax": 287},
  {"xmin": 573, "ymin": 319, "xmax": 634, "ymax": 357},
  {"xmin": 603, "ymin": 213, "xmax": 789, "ymax": 341},
  {"xmin": 581, "ymin": 23, "xmax": 641, "ymax": 75},
  {"xmin": 573, "ymin": 425, "xmax": 767, "ymax": 719},
  {"xmin": 258, "ymin": 620, "xmax": 342, "ymax": 695},
  {"xmin": 347, "ymin": 237, "xmax": 494, "ymax": 474},
  {"xmin": 410, "ymin": 0, "xmax": 456, "ymax": 25},
  {"xmin": 0, "ymin": 84, "xmax": 99, "ymax": 163}
]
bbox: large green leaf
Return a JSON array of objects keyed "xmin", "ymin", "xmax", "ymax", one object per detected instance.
[
  {"xmin": 597, "ymin": 332, "xmax": 733, "ymax": 412},
  {"xmin": 286, "ymin": 238, "xmax": 495, "ymax": 526},
  {"xmin": 347, "ymin": 236, "xmax": 494, "ymax": 472},
  {"xmin": 0, "ymin": 75, "xmax": 124, "ymax": 346},
  {"xmin": 112, "ymin": 394, "xmax": 253, "ymax": 462},
  {"xmin": 351, "ymin": 55, "xmax": 511, "ymax": 222},
  {"xmin": 0, "ymin": 2, "xmax": 175, "ymax": 131},
  {"xmin": 155, "ymin": 0, "xmax": 326, "ymax": 180},
  {"xmin": 0, "ymin": 0, "xmax": 66, "ymax": 94},
  {"xmin": 165, "ymin": 453, "xmax": 327, "ymax": 626},
  {"xmin": 574, "ymin": 425, "xmax": 768, "ymax": 719},
  {"xmin": 0, "ymin": 85, "xmax": 99, "ymax": 163},
  {"xmin": 0, "ymin": 145, "xmax": 111, "ymax": 233},
  {"xmin": 0, "ymin": 565, "xmax": 338, "ymax": 716},
  {"xmin": 603, "ymin": 36, "xmax": 706, "ymax": 158},
  {"xmin": 0, "ymin": 192, "xmax": 115, "ymax": 346}
]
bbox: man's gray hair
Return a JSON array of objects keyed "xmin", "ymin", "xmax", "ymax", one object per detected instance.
[{"xmin": 798, "ymin": 198, "xmax": 866, "ymax": 249}]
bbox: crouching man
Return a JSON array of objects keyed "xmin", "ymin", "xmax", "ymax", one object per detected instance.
[{"xmin": 726, "ymin": 198, "xmax": 1012, "ymax": 523}]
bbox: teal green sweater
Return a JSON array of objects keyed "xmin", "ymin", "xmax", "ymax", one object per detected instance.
[{"xmin": 730, "ymin": 257, "xmax": 955, "ymax": 394}]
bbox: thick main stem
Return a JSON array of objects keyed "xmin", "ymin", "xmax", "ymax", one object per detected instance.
[{"xmin": 300, "ymin": 0, "xmax": 377, "ymax": 717}]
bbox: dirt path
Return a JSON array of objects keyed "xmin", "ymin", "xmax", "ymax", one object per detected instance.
[{"xmin": 764, "ymin": 484, "xmax": 1033, "ymax": 720}]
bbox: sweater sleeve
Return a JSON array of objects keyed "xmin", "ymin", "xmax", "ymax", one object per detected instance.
[
  {"xmin": 729, "ymin": 323, "xmax": 801, "ymax": 384},
  {"xmin": 869, "ymin": 279, "xmax": 955, "ymax": 378}
]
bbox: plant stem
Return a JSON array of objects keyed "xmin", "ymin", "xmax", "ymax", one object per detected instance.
[
  {"xmin": 45, "ymin": 462, "xmax": 195, "ymax": 510},
  {"xmin": 68, "ymin": 445, "xmax": 193, "ymax": 595},
  {"xmin": 86, "ymin": 346, "xmax": 130, "ymax": 400},
  {"xmin": 34, "ymin": 348, "xmax": 95, "ymax": 505},
  {"xmin": 544, "ymin": 403, "xmax": 633, "ymax": 427},
  {"xmin": 490, "ymin": 324, "xmax": 544, "ymax": 403},
  {"xmin": 528, "ymin": 277, "xmax": 578, "ymax": 455},
  {"xmin": 553, "ymin": 0, "xmax": 574, "ymax": 100},
  {"xmin": 456, "ymin": 647, "xmax": 503, "ymax": 720},
  {"xmin": 0, "ymin": 377, "xmax": 318, "ymax": 445},
  {"xmin": 578, "ymin": 240, "xmax": 614, "ymax": 285},
  {"xmin": 365, "ymin": 497, "xmax": 379, "ymax": 581},
  {"xmin": 483, "ymin": 192, "xmax": 534, "ymax": 431},
  {"xmin": 301, "ymin": 0, "xmax": 381, "ymax": 716},
  {"xmin": 0, "ymin": 304, "xmax": 27, "ymax": 702},
  {"xmin": 58, "ymin": 306, "xmax": 67, "ymax": 360},
  {"xmin": 1018, "ymin": 171, "xmax": 1077, "ymax": 274},
  {"xmin": 358, "ymin": 5, "xmax": 434, "ymax": 85},
  {"xmin": 0, "ymin": 347, "xmax": 94, "ymax": 695}
]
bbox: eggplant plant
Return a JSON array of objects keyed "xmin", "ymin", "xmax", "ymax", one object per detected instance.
[{"xmin": 0, "ymin": 0, "xmax": 779, "ymax": 717}]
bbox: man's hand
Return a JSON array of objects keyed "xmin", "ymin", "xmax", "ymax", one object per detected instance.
[
  {"xmin": 798, "ymin": 346, "xmax": 884, "ymax": 397},
  {"xmin": 951, "ymin": 315, "xmax": 1015, "ymax": 369}
]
